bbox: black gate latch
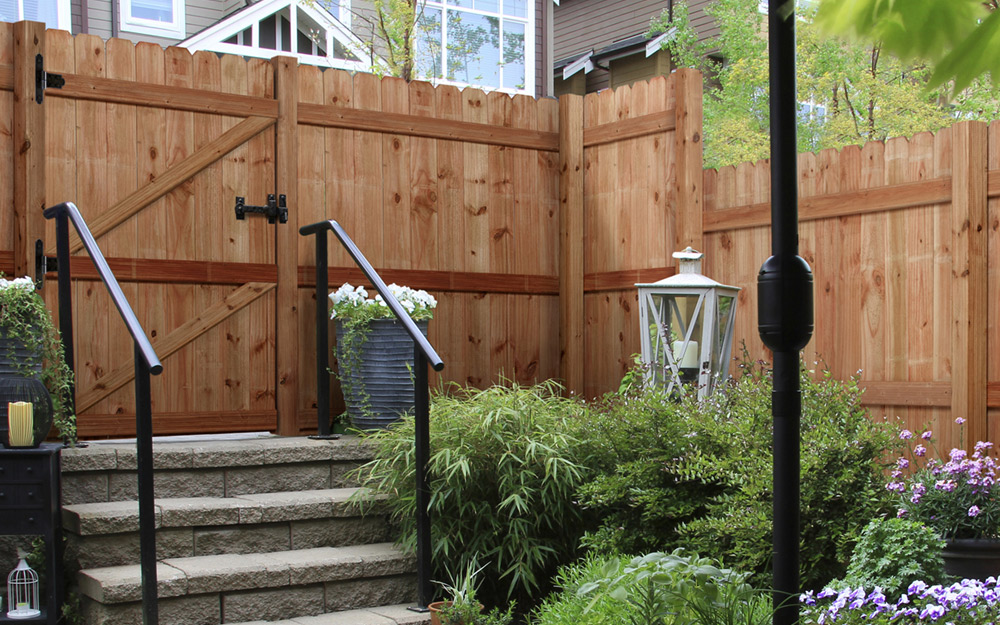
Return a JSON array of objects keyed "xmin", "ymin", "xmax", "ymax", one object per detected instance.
[{"xmin": 234, "ymin": 194, "xmax": 288, "ymax": 224}]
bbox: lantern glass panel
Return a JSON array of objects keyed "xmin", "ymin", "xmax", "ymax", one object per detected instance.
[
  {"xmin": 645, "ymin": 292, "xmax": 705, "ymax": 387},
  {"xmin": 711, "ymin": 294, "xmax": 736, "ymax": 377}
]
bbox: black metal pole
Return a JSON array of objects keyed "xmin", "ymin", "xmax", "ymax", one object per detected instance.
[
  {"xmin": 135, "ymin": 345, "xmax": 159, "ymax": 625},
  {"xmin": 414, "ymin": 345, "xmax": 433, "ymax": 609},
  {"xmin": 54, "ymin": 213, "xmax": 75, "ymax": 392},
  {"xmin": 314, "ymin": 234, "xmax": 331, "ymax": 437},
  {"xmin": 758, "ymin": 2, "xmax": 814, "ymax": 625}
]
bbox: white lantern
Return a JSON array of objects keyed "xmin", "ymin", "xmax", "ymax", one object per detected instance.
[
  {"xmin": 7, "ymin": 558, "xmax": 40, "ymax": 619},
  {"xmin": 636, "ymin": 248, "xmax": 740, "ymax": 399}
]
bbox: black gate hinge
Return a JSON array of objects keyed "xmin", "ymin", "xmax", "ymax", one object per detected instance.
[
  {"xmin": 34, "ymin": 239, "xmax": 57, "ymax": 289},
  {"xmin": 35, "ymin": 54, "xmax": 65, "ymax": 104},
  {"xmin": 234, "ymin": 194, "xmax": 288, "ymax": 224}
]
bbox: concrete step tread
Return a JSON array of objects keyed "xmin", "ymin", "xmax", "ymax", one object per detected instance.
[
  {"xmin": 229, "ymin": 604, "xmax": 430, "ymax": 625},
  {"xmin": 63, "ymin": 488, "xmax": 385, "ymax": 535},
  {"xmin": 79, "ymin": 543, "xmax": 415, "ymax": 604},
  {"xmin": 62, "ymin": 435, "xmax": 374, "ymax": 474}
]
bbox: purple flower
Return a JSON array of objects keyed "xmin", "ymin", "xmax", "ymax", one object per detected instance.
[
  {"xmin": 936, "ymin": 479, "xmax": 957, "ymax": 493},
  {"xmin": 915, "ymin": 444, "xmax": 927, "ymax": 457},
  {"xmin": 970, "ymin": 505, "xmax": 982, "ymax": 517},
  {"xmin": 901, "ymin": 429, "xmax": 914, "ymax": 440},
  {"xmin": 898, "ymin": 457, "xmax": 910, "ymax": 469},
  {"xmin": 956, "ymin": 417, "xmax": 967, "ymax": 425},
  {"xmin": 922, "ymin": 430, "xmax": 934, "ymax": 440}
]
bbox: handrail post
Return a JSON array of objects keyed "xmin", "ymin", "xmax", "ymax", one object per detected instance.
[
  {"xmin": 313, "ymin": 234, "xmax": 332, "ymax": 438},
  {"xmin": 135, "ymin": 344, "xmax": 158, "ymax": 625},
  {"xmin": 53, "ymin": 212, "xmax": 76, "ymax": 408},
  {"xmin": 414, "ymin": 345, "xmax": 432, "ymax": 608}
]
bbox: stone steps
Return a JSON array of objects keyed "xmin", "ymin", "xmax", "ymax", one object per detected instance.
[
  {"xmin": 77, "ymin": 544, "xmax": 418, "ymax": 625},
  {"xmin": 60, "ymin": 436, "xmax": 373, "ymax": 506},
  {"xmin": 58, "ymin": 435, "xmax": 428, "ymax": 625},
  {"xmin": 62, "ymin": 488, "xmax": 391, "ymax": 569}
]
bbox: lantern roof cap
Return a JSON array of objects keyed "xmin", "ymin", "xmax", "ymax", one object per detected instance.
[{"xmin": 636, "ymin": 247, "xmax": 741, "ymax": 291}]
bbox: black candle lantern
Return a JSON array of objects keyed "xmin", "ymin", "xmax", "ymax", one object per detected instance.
[{"xmin": 0, "ymin": 376, "xmax": 54, "ymax": 448}]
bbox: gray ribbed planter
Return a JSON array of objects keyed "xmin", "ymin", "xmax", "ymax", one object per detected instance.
[
  {"xmin": 335, "ymin": 318, "xmax": 429, "ymax": 431},
  {"xmin": 0, "ymin": 327, "xmax": 42, "ymax": 379}
]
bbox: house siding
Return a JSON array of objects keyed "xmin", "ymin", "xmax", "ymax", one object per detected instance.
[
  {"xmin": 554, "ymin": 0, "xmax": 718, "ymax": 93},
  {"xmin": 554, "ymin": 0, "xmax": 717, "ymax": 62},
  {"xmin": 82, "ymin": 0, "xmax": 230, "ymax": 46}
]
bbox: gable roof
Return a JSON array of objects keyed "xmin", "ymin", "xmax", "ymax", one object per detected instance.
[{"xmin": 180, "ymin": 0, "xmax": 374, "ymax": 71}]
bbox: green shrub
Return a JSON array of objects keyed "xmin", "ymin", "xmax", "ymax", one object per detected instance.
[
  {"xmin": 531, "ymin": 553, "xmax": 631, "ymax": 625},
  {"xmin": 838, "ymin": 517, "xmax": 947, "ymax": 600},
  {"xmin": 573, "ymin": 357, "xmax": 900, "ymax": 590},
  {"xmin": 354, "ymin": 381, "xmax": 590, "ymax": 607},
  {"xmin": 533, "ymin": 550, "xmax": 772, "ymax": 625}
]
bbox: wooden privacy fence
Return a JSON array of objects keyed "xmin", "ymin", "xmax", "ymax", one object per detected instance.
[
  {"xmin": 0, "ymin": 21, "xmax": 701, "ymax": 437},
  {"xmin": 12, "ymin": 21, "xmax": 991, "ymax": 446},
  {"xmin": 702, "ymin": 121, "xmax": 999, "ymax": 453}
]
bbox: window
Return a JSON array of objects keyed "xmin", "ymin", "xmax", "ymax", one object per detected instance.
[
  {"xmin": 120, "ymin": 0, "xmax": 186, "ymax": 39},
  {"xmin": 414, "ymin": 0, "xmax": 534, "ymax": 95},
  {"xmin": 0, "ymin": 0, "xmax": 70, "ymax": 30}
]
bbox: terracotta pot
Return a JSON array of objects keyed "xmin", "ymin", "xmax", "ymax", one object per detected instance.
[
  {"xmin": 427, "ymin": 600, "xmax": 483, "ymax": 625},
  {"xmin": 428, "ymin": 601, "xmax": 448, "ymax": 625},
  {"xmin": 943, "ymin": 538, "xmax": 1000, "ymax": 580}
]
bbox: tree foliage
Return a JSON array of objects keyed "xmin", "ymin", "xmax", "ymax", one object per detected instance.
[{"xmin": 652, "ymin": 0, "xmax": 1000, "ymax": 169}]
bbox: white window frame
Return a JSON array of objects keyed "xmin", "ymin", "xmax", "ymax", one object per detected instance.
[
  {"xmin": 181, "ymin": 0, "xmax": 371, "ymax": 72},
  {"xmin": 120, "ymin": 0, "xmax": 186, "ymax": 39},
  {"xmin": 418, "ymin": 0, "xmax": 535, "ymax": 96},
  {"xmin": 2, "ymin": 0, "xmax": 71, "ymax": 31}
]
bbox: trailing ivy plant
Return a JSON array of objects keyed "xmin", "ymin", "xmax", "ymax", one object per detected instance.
[
  {"xmin": 0, "ymin": 276, "xmax": 76, "ymax": 444},
  {"xmin": 328, "ymin": 282, "xmax": 436, "ymax": 422}
]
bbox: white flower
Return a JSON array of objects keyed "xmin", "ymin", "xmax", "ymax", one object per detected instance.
[{"xmin": 0, "ymin": 276, "xmax": 34, "ymax": 292}]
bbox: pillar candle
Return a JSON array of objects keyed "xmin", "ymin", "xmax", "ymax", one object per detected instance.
[
  {"xmin": 672, "ymin": 340, "xmax": 699, "ymax": 369},
  {"xmin": 8, "ymin": 401, "xmax": 33, "ymax": 447}
]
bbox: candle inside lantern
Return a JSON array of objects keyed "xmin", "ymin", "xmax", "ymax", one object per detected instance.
[
  {"xmin": 671, "ymin": 340, "xmax": 699, "ymax": 369},
  {"xmin": 7, "ymin": 401, "xmax": 33, "ymax": 447}
]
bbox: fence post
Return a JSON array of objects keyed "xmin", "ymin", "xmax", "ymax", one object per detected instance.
[
  {"xmin": 13, "ymin": 21, "xmax": 46, "ymax": 279},
  {"xmin": 559, "ymin": 94, "xmax": 584, "ymax": 397},
  {"xmin": 274, "ymin": 56, "xmax": 300, "ymax": 436},
  {"xmin": 672, "ymin": 68, "xmax": 703, "ymax": 253},
  {"xmin": 951, "ymin": 120, "xmax": 988, "ymax": 448}
]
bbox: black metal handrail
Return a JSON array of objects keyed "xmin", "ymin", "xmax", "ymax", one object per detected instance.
[
  {"xmin": 42, "ymin": 201, "xmax": 163, "ymax": 625},
  {"xmin": 299, "ymin": 219, "xmax": 444, "ymax": 610}
]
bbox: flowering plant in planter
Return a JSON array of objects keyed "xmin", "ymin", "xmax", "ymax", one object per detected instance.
[
  {"xmin": 328, "ymin": 283, "xmax": 437, "ymax": 429},
  {"xmin": 801, "ymin": 579, "xmax": 1000, "ymax": 624},
  {"xmin": 0, "ymin": 276, "xmax": 76, "ymax": 444},
  {"xmin": 887, "ymin": 420, "xmax": 1000, "ymax": 540},
  {"xmin": 329, "ymin": 283, "xmax": 437, "ymax": 325}
]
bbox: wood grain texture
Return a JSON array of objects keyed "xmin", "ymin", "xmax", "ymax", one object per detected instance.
[
  {"xmin": 75, "ymin": 282, "xmax": 275, "ymax": 412},
  {"xmin": 702, "ymin": 177, "xmax": 953, "ymax": 232},
  {"xmin": 54, "ymin": 116, "xmax": 275, "ymax": 255},
  {"xmin": 273, "ymin": 56, "xmax": 299, "ymax": 435},
  {"xmin": 951, "ymin": 121, "xmax": 989, "ymax": 448},
  {"xmin": 298, "ymin": 101, "xmax": 559, "ymax": 151},
  {"xmin": 13, "ymin": 21, "xmax": 45, "ymax": 278},
  {"xmin": 77, "ymin": 411, "xmax": 277, "ymax": 438},
  {"xmin": 559, "ymin": 94, "xmax": 584, "ymax": 394},
  {"xmin": 46, "ymin": 68, "xmax": 278, "ymax": 117}
]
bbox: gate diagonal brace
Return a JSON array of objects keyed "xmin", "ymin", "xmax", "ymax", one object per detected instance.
[{"xmin": 234, "ymin": 194, "xmax": 288, "ymax": 224}]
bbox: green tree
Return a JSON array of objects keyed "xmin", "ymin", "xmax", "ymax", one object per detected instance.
[
  {"xmin": 652, "ymin": 0, "xmax": 1000, "ymax": 169},
  {"xmin": 815, "ymin": 0, "xmax": 1000, "ymax": 96}
]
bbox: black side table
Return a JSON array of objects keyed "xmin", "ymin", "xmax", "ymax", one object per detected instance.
[{"xmin": 0, "ymin": 443, "xmax": 63, "ymax": 624}]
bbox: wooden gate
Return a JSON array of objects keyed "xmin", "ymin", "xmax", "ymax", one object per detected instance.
[{"xmin": 24, "ymin": 25, "xmax": 293, "ymax": 438}]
